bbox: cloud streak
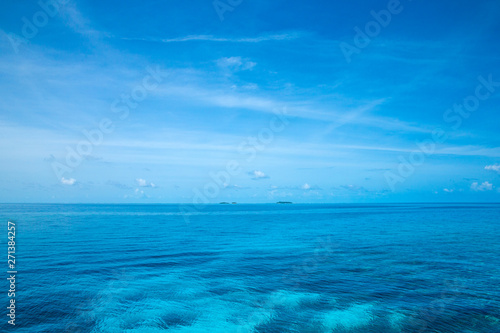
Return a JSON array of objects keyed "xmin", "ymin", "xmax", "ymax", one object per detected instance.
[{"xmin": 121, "ymin": 32, "xmax": 302, "ymax": 43}]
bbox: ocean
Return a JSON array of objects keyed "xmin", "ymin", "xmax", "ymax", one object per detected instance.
[{"xmin": 1, "ymin": 203, "xmax": 499, "ymax": 332}]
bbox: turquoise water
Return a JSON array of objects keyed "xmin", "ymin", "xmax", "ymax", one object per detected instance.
[{"xmin": 1, "ymin": 203, "xmax": 499, "ymax": 332}]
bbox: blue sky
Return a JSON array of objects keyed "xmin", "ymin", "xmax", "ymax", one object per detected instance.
[{"xmin": 1, "ymin": 0, "xmax": 499, "ymax": 203}]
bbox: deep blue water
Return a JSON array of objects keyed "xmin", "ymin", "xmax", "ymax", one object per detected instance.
[{"xmin": 1, "ymin": 203, "xmax": 499, "ymax": 332}]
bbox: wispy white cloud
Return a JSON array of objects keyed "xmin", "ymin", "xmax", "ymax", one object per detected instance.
[
  {"xmin": 61, "ymin": 177, "xmax": 76, "ymax": 185},
  {"xmin": 136, "ymin": 178, "xmax": 156, "ymax": 188},
  {"xmin": 301, "ymin": 183, "xmax": 322, "ymax": 190},
  {"xmin": 248, "ymin": 170, "xmax": 270, "ymax": 180},
  {"xmin": 340, "ymin": 185, "xmax": 367, "ymax": 192},
  {"xmin": 153, "ymin": 82, "xmax": 392, "ymax": 130},
  {"xmin": 122, "ymin": 32, "xmax": 302, "ymax": 43},
  {"xmin": 485, "ymin": 164, "xmax": 500, "ymax": 173},
  {"xmin": 217, "ymin": 56, "xmax": 256, "ymax": 72},
  {"xmin": 435, "ymin": 146, "xmax": 500, "ymax": 158},
  {"xmin": 471, "ymin": 181, "xmax": 493, "ymax": 191},
  {"xmin": 151, "ymin": 79, "xmax": 442, "ymax": 135},
  {"xmin": 269, "ymin": 184, "xmax": 321, "ymax": 191},
  {"xmin": 57, "ymin": 3, "xmax": 110, "ymax": 46}
]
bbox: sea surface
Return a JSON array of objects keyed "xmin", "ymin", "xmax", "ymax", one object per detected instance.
[{"xmin": 0, "ymin": 203, "xmax": 499, "ymax": 332}]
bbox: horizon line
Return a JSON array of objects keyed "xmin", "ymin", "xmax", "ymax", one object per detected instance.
[{"xmin": 1, "ymin": 202, "xmax": 500, "ymax": 205}]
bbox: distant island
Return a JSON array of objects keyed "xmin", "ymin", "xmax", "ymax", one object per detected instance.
[
  {"xmin": 219, "ymin": 202, "xmax": 238, "ymax": 204},
  {"xmin": 276, "ymin": 201, "xmax": 293, "ymax": 204}
]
